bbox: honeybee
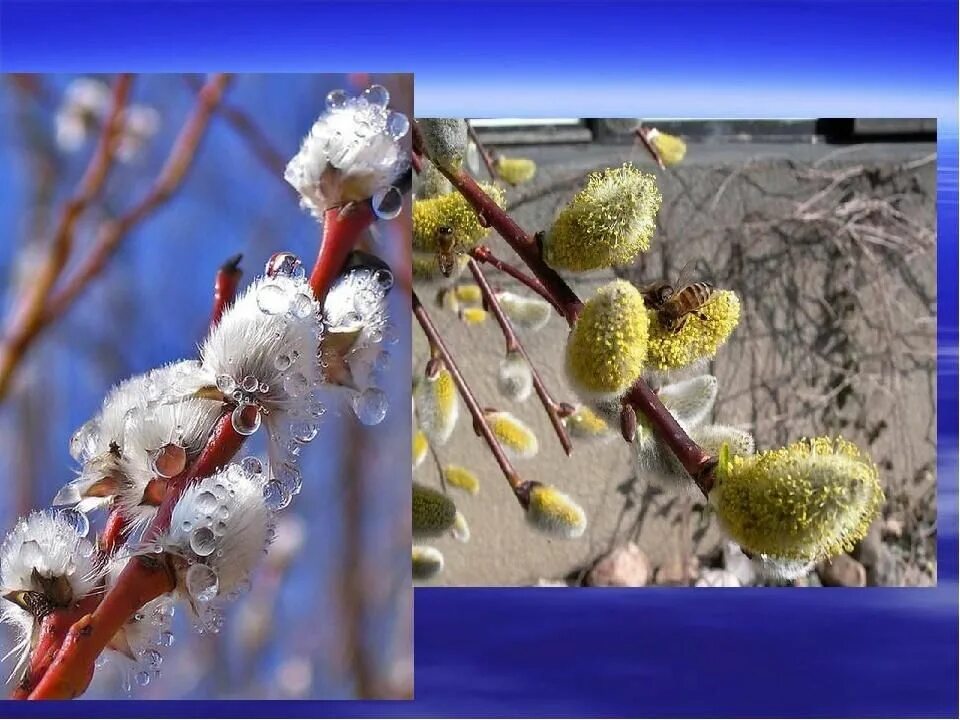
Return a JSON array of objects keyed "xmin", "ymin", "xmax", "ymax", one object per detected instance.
[
  {"xmin": 641, "ymin": 262, "xmax": 715, "ymax": 333},
  {"xmin": 434, "ymin": 225, "xmax": 457, "ymax": 277}
]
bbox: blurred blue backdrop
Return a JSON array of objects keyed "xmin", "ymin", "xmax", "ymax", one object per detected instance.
[{"xmin": 0, "ymin": 73, "xmax": 413, "ymax": 700}]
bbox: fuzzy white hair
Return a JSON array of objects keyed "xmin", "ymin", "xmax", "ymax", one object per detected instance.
[
  {"xmin": 161, "ymin": 464, "xmax": 274, "ymax": 610},
  {"xmin": 496, "ymin": 352, "xmax": 534, "ymax": 403},
  {"xmin": 55, "ymin": 77, "xmax": 111, "ymax": 152},
  {"xmin": 0, "ymin": 511, "xmax": 102, "ymax": 678},
  {"xmin": 284, "ymin": 88, "xmax": 410, "ymax": 217}
]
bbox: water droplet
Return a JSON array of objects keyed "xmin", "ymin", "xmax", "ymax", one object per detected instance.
[
  {"xmin": 231, "ymin": 403, "xmax": 262, "ymax": 436},
  {"xmin": 216, "ymin": 374, "xmax": 237, "ymax": 394},
  {"xmin": 362, "ymin": 84, "xmax": 390, "ymax": 108},
  {"xmin": 121, "ymin": 673, "xmax": 132, "ymax": 694},
  {"xmin": 59, "ymin": 508, "xmax": 90, "ymax": 537},
  {"xmin": 306, "ymin": 389, "xmax": 325, "ymax": 418},
  {"xmin": 185, "ymin": 563, "xmax": 219, "ymax": 603},
  {"xmin": 242, "ymin": 375, "xmax": 259, "ymax": 393},
  {"xmin": 264, "ymin": 251, "xmax": 303, "ymax": 279},
  {"xmin": 135, "ymin": 670, "xmax": 151, "ymax": 686},
  {"xmin": 95, "ymin": 655, "xmax": 107, "ymax": 669},
  {"xmin": 259, "ymin": 382, "xmax": 270, "ymax": 393},
  {"xmin": 290, "ymin": 420, "xmax": 318, "ymax": 444},
  {"xmin": 372, "ymin": 186, "xmax": 403, "ymax": 220},
  {"xmin": 386, "ymin": 111, "xmax": 409, "ymax": 139},
  {"xmin": 289, "ymin": 292, "xmax": 315, "ymax": 319},
  {"xmin": 53, "ymin": 481, "xmax": 82, "ymax": 506},
  {"xmin": 215, "ymin": 505, "xmax": 230, "ymax": 521},
  {"xmin": 275, "ymin": 354, "xmax": 292, "ymax": 371},
  {"xmin": 326, "ymin": 88, "xmax": 348, "ymax": 110},
  {"xmin": 189, "ymin": 527, "xmax": 217, "ymax": 557},
  {"xmin": 69, "ymin": 421, "xmax": 99, "ymax": 461},
  {"xmin": 373, "ymin": 268, "xmax": 394, "ymax": 290},
  {"xmin": 282, "ymin": 372, "xmax": 309, "ymax": 398},
  {"xmin": 160, "ymin": 631, "xmax": 174, "ymax": 647},
  {"xmin": 181, "ymin": 519, "xmax": 193, "ymax": 532},
  {"xmin": 241, "ymin": 456, "xmax": 263, "ymax": 476},
  {"xmin": 263, "ymin": 480, "xmax": 292, "ymax": 512},
  {"xmin": 195, "ymin": 490, "xmax": 218, "ymax": 515},
  {"xmin": 152, "ymin": 444, "xmax": 186, "ymax": 478},
  {"xmin": 214, "ymin": 520, "xmax": 228, "ymax": 535},
  {"xmin": 256, "ymin": 283, "xmax": 290, "ymax": 315},
  {"xmin": 352, "ymin": 387, "xmax": 388, "ymax": 426},
  {"xmin": 275, "ymin": 463, "xmax": 303, "ymax": 496},
  {"xmin": 145, "ymin": 648, "xmax": 162, "ymax": 667}
]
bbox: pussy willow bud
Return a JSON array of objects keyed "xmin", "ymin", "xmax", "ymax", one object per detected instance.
[
  {"xmin": 497, "ymin": 351, "xmax": 534, "ymax": 402},
  {"xmin": 417, "ymin": 119, "xmax": 468, "ymax": 171},
  {"xmin": 543, "ymin": 163, "xmax": 661, "ymax": 272},
  {"xmin": 648, "ymin": 128, "xmax": 687, "ymax": 166},
  {"xmin": 412, "ymin": 429, "xmax": 429, "ymax": 470},
  {"xmin": 450, "ymin": 511, "xmax": 471, "ymax": 543},
  {"xmin": 495, "ymin": 156, "xmax": 537, "ymax": 184},
  {"xmin": 454, "ymin": 284, "xmax": 483, "ymax": 305},
  {"xmin": 646, "ymin": 290, "xmax": 740, "ymax": 370},
  {"xmin": 460, "ymin": 307, "xmax": 488, "ymax": 326},
  {"xmin": 709, "ymin": 437, "xmax": 884, "ymax": 564},
  {"xmin": 415, "ymin": 160, "xmax": 453, "ymax": 199},
  {"xmin": 564, "ymin": 280, "xmax": 649, "ymax": 403},
  {"xmin": 414, "ymin": 364, "xmax": 459, "ymax": 446},
  {"xmin": 563, "ymin": 405, "xmax": 614, "ymax": 441},
  {"xmin": 284, "ymin": 88, "xmax": 410, "ymax": 216},
  {"xmin": 486, "ymin": 411, "xmax": 539, "ymax": 460},
  {"xmin": 1, "ymin": 511, "xmax": 101, "ymax": 675},
  {"xmin": 442, "ymin": 465, "xmax": 480, "ymax": 496},
  {"xmin": 412, "ymin": 185, "xmax": 505, "ymax": 255},
  {"xmin": 412, "ymin": 482, "xmax": 457, "ymax": 538},
  {"xmin": 523, "ymin": 482, "xmax": 587, "ymax": 539},
  {"xmin": 412, "ymin": 545, "xmax": 444, "ymax": 580},
  {"xmin": 495, "ymin": 291, "xmax": 552, "ymax": 331}
]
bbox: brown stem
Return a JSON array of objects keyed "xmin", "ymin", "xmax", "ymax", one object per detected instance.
[
  {"xmin": 211, "ymin": 253, "xmax": 243, "ymax": 326},
  {"xmin": 41, "ymin": 73, "xmax": 233, "ymax": 324},
  {"xmin": 465, "ymin": 120, "xmax": 501, "ymax": 184},
  {"xmin": 0, "ymin": 74, "xmax": 132, "ymax": 402},
  {"xmin": 634, "ymin": 126, "xmax": 666, "ymax": 170},
  {"xmin": 467, "ymin": 259, "xmax": 572, "ymax": 456},
  {"xmin": 469, "ymin": 246, "xmax": 564, "ymax": 316},
  {"xmin": 412, "ymin": 292, "xmax": 524, "ymax": 494}
]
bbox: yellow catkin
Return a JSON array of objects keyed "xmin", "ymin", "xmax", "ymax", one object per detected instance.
[
  {"xmin": 564, "ymin": 280, "xmax": 649, "ymax": 402},
  {"xmin": 495, "ymin": 156, "xmax": 537, "ymax": 184},
  {"xmin": 414, "ymin": 366, "xmax": 459, "ymax": 446},
  {"xmin": 526, "ymin": 483, "xmax": 587, "ymax": 539},
  {"xmin": 412, "ymin": 429, "xmax": 429, "ymax": 470},
  {"xmin": 443, "ymin": 465, "xmax": 480, "ymax": 495},
  {"xmin": 710, "ymin": 437, "xmax": 884, "ymax": 563},
  {"xmin": 564, "ymin": 405, "xmax": 612, "ymax": 440},
  {"xmin": 486, "ymin": 411, "xmax": 539, "ymax": 460},
  {"xmin": 650, "ymin": 131, "xmax": 687, "ymax": 166},
  {"xmin": 454, "ymin": 284, "xmax": 483, "ymax": 305},
  {"xmin": 646, "ymin": 290, "xmax": 741, "ymax": 370},
  {"xmin": 544, "ymin": 163, "xmax": 661, "ymax": 272},
  {"xmin": 412, "ymin": 185, "xmax": 505, "ymax": 254},
  {"xmin": 460, "ymin": 307, "xmax": 488, "ymax": 326}
]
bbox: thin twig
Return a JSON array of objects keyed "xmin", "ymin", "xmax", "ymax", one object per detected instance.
[
  {"xmin": 469, "ymin": 245, "xmax": 564, "ymax": 316},
  {"xmin": 0, "ymin": 74, "xmax": 132, "ymax": 402},
  {"xmin": 465, "ymin": 120, "xmax": 502, "ymax": 184},
  {"xmin": 467, "ymin": 258, "xmax": 572, "ymax": 456},
  {"xmin": 211, "ymin": 253, "xmax": 243, "ymax": 326},
  {"xmin": 634, "ymin": 126, "xmax": 666, "ymax": 170},
  {"xmin": 412, "ymin": 291, "xmax": 524, "ymax": 494}
]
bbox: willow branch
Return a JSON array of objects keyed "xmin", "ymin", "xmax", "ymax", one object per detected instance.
[
  {"xmin": 634, "ymin": 126, "xmax": 666, "ymax": 170},
  {"xmin": 465, "ymin": 120, "xmax": 502, "ymax": 184},
  {"xmin": 0, "ymin": 74, "xmax": 132, "ymax": 402},
  {"xmin": 469, "ymin": 245, "xmax": 564, "ymax": 315},
  {"xmin": 42, "ymin": 73, "xmax": 233, "ymax": 323},
  {"xmin": 466, "ymin": 258, "xmax": 572, "ymax": 456},
  {"xmin": 212, "ymin": 253, "xmax": 243, "ymax": 326},
  {"xmin": 412, "ymin": 292, "xmax": 525, "ymax": 494}
]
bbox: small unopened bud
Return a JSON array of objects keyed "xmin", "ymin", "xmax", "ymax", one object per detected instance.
[
  {"xmin": 412, "ymin": 185, "xmax": 505, "ymax": 255},
  {"xmin": 460, "ymin": 307, "xmax": 488, "ymax": 326},
  {"xmin": 497, "ymin": 351, "xmax": 534, "ymax": 402},
  {"xmin": 412, "ymin": 545, "xmax": 444, "ymax": 580},
  {"xmin": 412, "ymin": 483, "xmax": 457, "ymax": 538},
  {"xmin": 709, "ymin": 437, "xmax": 884, "ymax": 565},
  {"xmin": 450, "ymin": 511, "xmax": 471, "ymax": 543},
  {"xmin": 486, "ymin": 411, "xmax": 539, "ymax": 460},
  {"xmin": 417, "ymin": 119, "xmax": 468, "ymax": 171},
  {"xmin": 523, "ymin": 482, "xmax": 587, "ymax": 539},
  {"xmin": 495, "ymin": 291, "xmax": 552, "ymax": 331},
  {"xmin": 646, "ymin": 290, "xmax": 740, "ymax": 370},
  {"xmin": 495, "ymin": 156, "xmax": 537, "ymax": 185},
  {"xmin": 564, "ymin": 280, "xmax": 649, "ymax": 403},
  {"xmin": 563, "ymin": 405, "xmax": 614, "ymax": 441},
  {"xmin": 414, "ymin": 364, "xmax": 459, "ymax": 446},
  {"xmin": 648, "ymin": 128, "xmax": 687, "ymax": 166},
  {"xmin": 412, "ymin": 429, "xmax": 429, "ymax": 470},
  {"xmin": 442, "ymin": 465, "xmax": 480, "ymax": 496},
  {"xmin": 543, "ymin": 163, "xmax": 661, "ymax": 272}
]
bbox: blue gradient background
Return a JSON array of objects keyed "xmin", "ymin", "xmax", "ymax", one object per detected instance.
[{"xmin": 1, "ymin": 0, "xmax": 958, "ymax": 717}]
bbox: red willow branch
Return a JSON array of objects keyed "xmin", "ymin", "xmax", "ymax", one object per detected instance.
[
  {"xmin": 466, "ymin": 258, "xmax": 572, "ymax": 457},
  {"xmin": 469, "ymin": 245, "xmax": 564, "ymax": 316},
  {"xmin": 0, "ymin": 74, "xmax": 132, "ymax": 402},
  {"xmin": 412, "ymin": 291, "xmax": 525, "ymax": 494},
  {"xmin": 211, "ymin": 253, "xmax": 243, "ymax": 326},
  {"xmin": 414, "ymin": 120, "xmax": 717, "ymax": 494}
]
